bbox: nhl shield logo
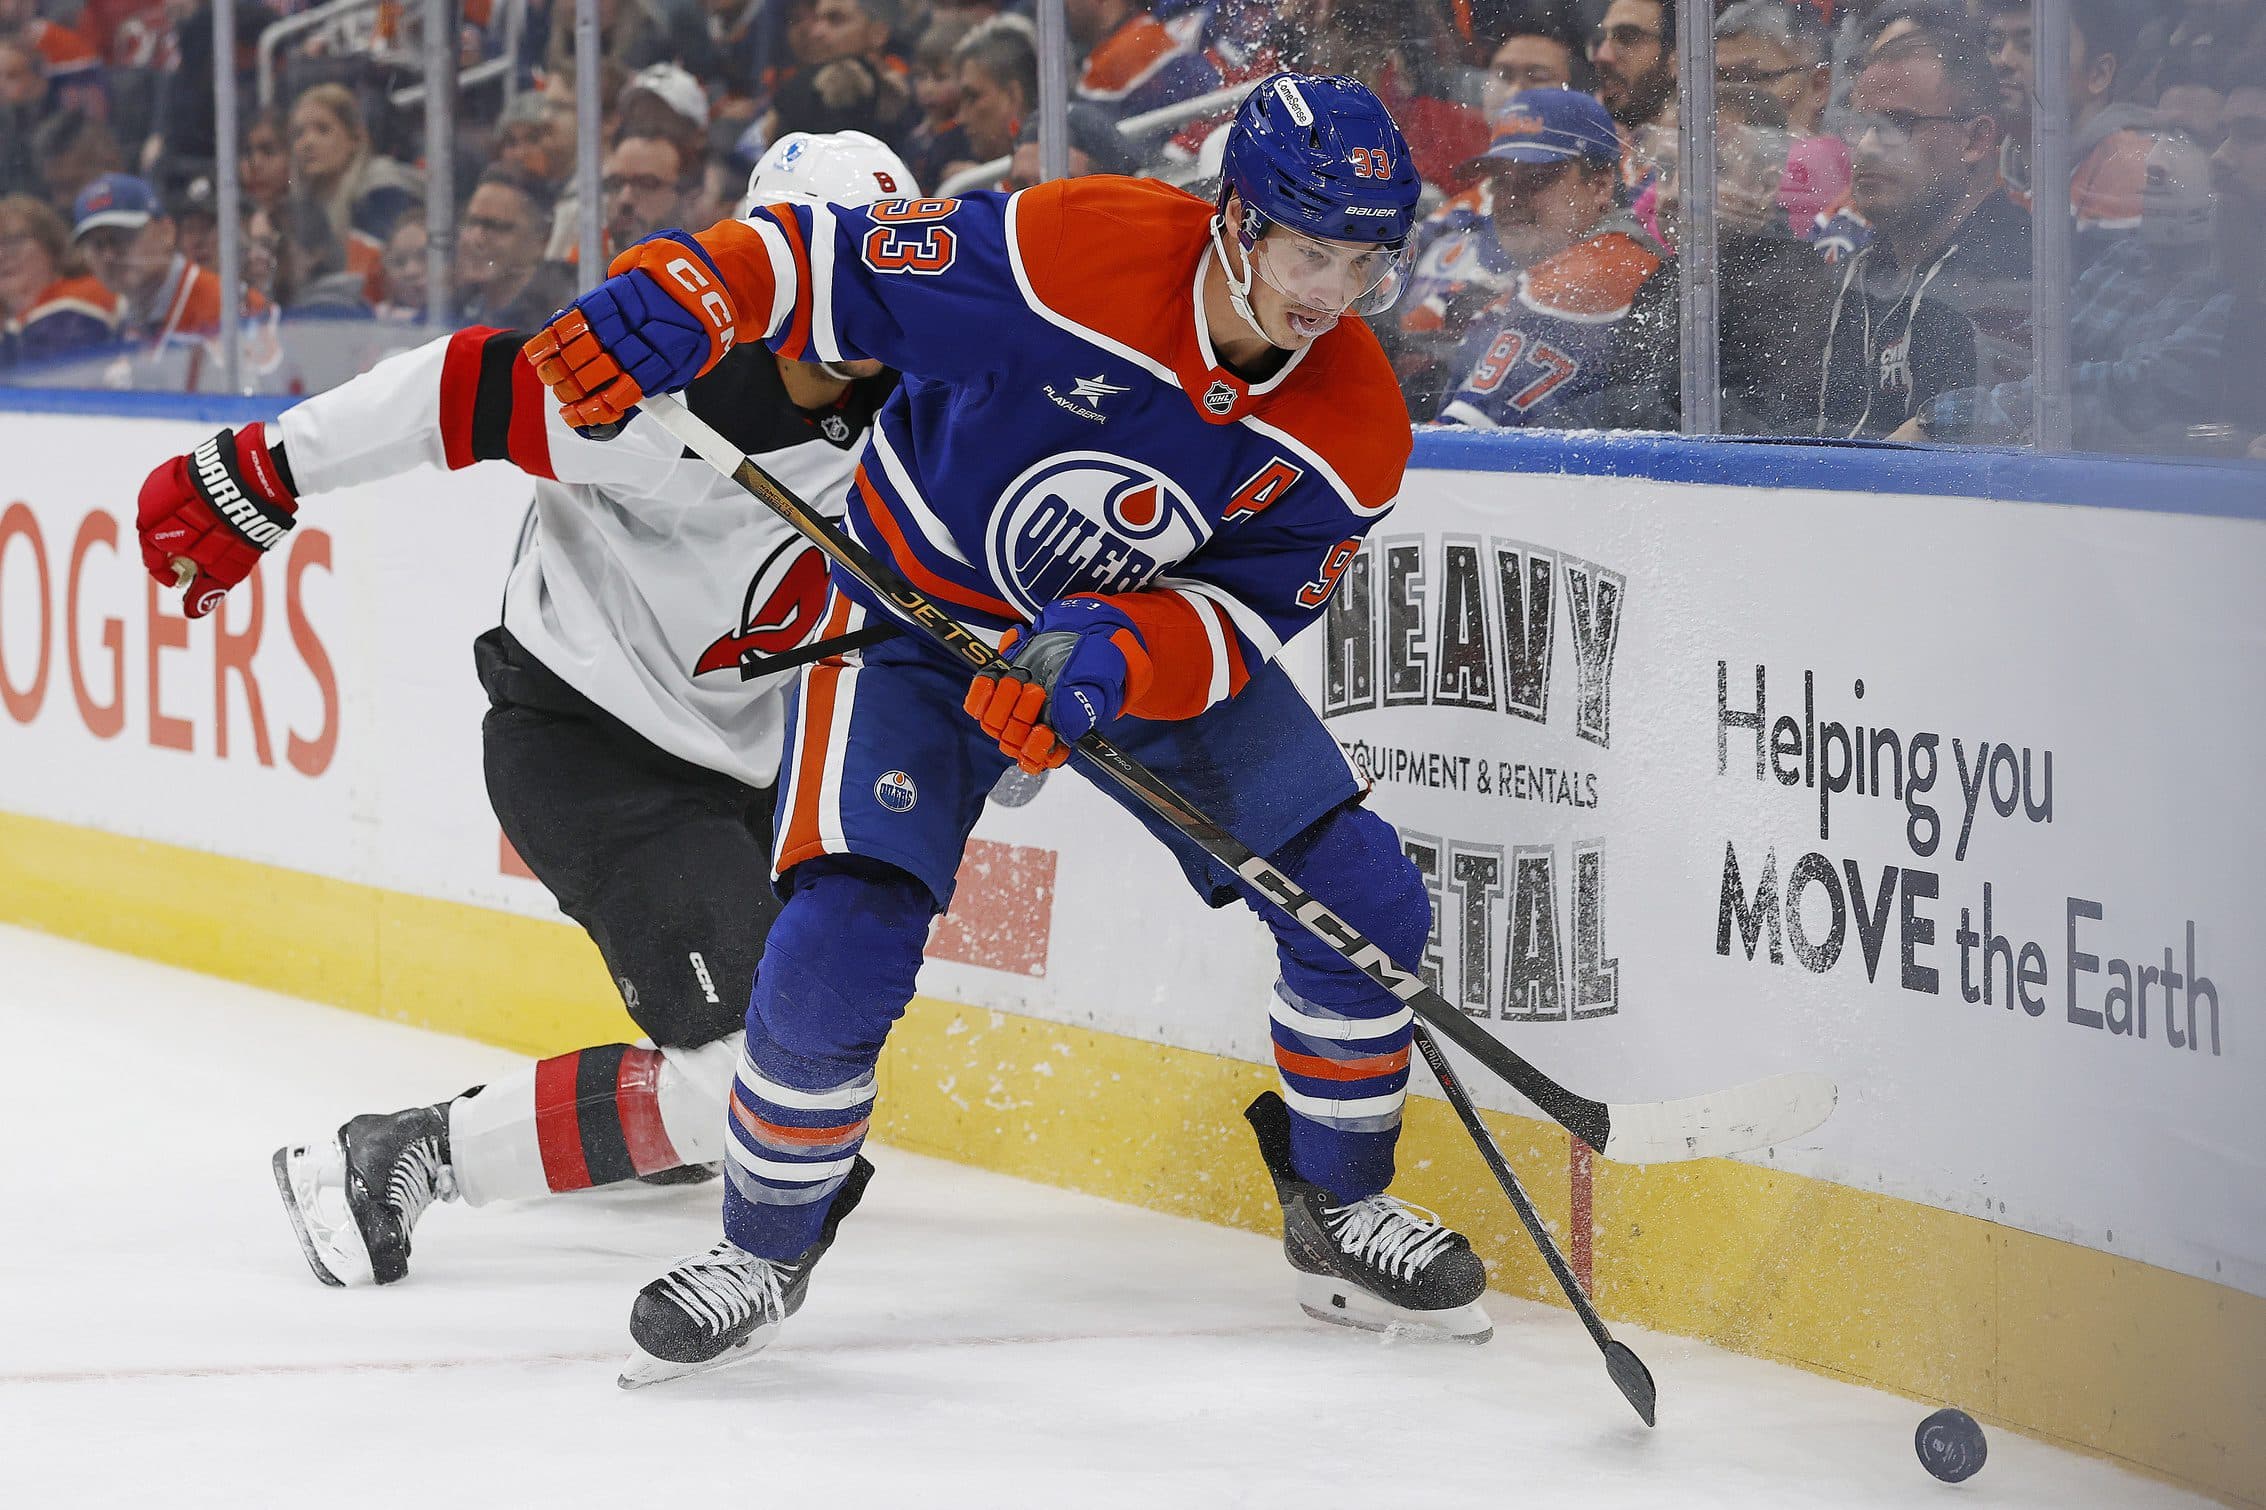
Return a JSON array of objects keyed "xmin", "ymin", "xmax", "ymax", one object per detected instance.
[
  {"xmin": 874, "ymin": 770, "xmax": 918, "ymax": 813},
  {"xmin": 819, "ymin": 412, "xmax": 852, "ymax": 444},
  {"xmin": 1202, "ymin": 379, "xmax": 1237, "ymax": 415}
]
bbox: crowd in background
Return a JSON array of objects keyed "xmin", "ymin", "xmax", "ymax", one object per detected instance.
[{"xmin": 0, "ymin": 0, "xmax": 2259, "ymax": 458}]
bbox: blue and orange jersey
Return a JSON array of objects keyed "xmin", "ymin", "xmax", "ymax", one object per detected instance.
[
  {"xmin": 1076, "ymin": 11, "xmax": 1223, "ymax": 120},
  {"xmin": 690, "ymin": 176, "xmax": 1412, "ymax": 721},
  {"xmin": 1437, "ymin": 222, "xmax": 1663, "ymax": 429},
  {"xmin": 1399, "ymin": 182, "xmax": 1518, "ymax": 340},
  {"xmin": 10, "ymin": 274, "xmax": 123, "ymax": 362}
]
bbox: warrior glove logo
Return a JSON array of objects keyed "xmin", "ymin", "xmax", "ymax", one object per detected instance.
[
  {"xmin": 985, "ymin": 452, "xmax": 1208, "ymax": 618},
  {"xmin": 192, "ymin": 436, "xmax": 289, "ymax": 548}
]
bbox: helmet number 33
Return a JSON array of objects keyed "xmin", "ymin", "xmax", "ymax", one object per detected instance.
[{"xmin": 861, "ymin": 197, "xmax": 960, "ymax": 275}]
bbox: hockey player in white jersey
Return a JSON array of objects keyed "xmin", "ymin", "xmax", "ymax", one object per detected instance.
[{"xmin": 133, "ymin": 133, "xmax": 915, "ymax": 1288}]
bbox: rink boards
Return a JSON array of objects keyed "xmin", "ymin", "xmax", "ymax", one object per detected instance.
[{"xmin": 0, "ymin": 399, "xmax": 2260, "ymax": 1505}]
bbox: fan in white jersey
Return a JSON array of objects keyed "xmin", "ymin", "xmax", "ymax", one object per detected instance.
[{"xmin": 132, "ymin": 132, "xmax": 916, "ymax": 1287}]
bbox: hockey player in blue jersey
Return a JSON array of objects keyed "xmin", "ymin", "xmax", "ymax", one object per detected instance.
[{"xmin": 524, "ymin": 74, "xmax": 1493, "ymax": 1386}]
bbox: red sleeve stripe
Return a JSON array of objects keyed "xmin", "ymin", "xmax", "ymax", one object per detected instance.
[
  {"xmin": 853, "ymin": 466, "xmax": 1021, "ymax": 620},
  {"xmin": 759, "ymin": 203, "xmax": 816, "ymax": 360},
  {"xmin": 436, "ymin": 325, "xmax": 488, "ymax": 471},
  {"xmin": 505, "ymin": 341, "xmax": 557, "ymax": 479}
]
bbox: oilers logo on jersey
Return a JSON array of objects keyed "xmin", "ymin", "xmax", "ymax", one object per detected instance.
[{"xmin": 984, "ymin": 452, "xmax": 1210, "ymax": 618}]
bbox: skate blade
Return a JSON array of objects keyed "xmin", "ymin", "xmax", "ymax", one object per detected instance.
[
  {"xmin": 617, "ymin": 1321, "xmax": 780, "ymax": 1390},
  {"xmin": 271, "ymin": 1142, "xmax": 374, "ymax": 1288},
  {"xmin": 1295, "ymin": 1273, "xmax": 1494, "ymax": 1344}
]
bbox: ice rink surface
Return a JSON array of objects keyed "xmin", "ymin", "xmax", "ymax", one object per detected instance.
[{"xmin": 0, "ymin": 925, "xmax": 2203, "ymax": 1510}]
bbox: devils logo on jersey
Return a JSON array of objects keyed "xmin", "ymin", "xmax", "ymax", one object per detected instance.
[
  {"xmin": 983, "ymin": 452, "xmax": 1209, "ymax": 617},
  {"xmin": 694, "ymin": 538, "xmax": 831, "ymax": 678}
]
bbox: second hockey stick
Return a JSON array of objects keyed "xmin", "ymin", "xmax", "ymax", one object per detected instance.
[
  {"xmin": 641, "ymin": 390, "xmax": 1834, "ymax": 1166},
  {"xmin": 1412, "ymin": 1021, "xmax": 1656, "ymax": 1425}
]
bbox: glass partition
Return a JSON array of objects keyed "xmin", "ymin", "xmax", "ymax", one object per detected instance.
[{"xmin": 0, "ymin": 0, "xmax": 2255, "ymax": 464}]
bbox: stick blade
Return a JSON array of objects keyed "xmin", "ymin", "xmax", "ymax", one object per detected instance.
[
  {"xmin": 1601, "ymin": 1071, "xmax": 1837, "ymax": 1164},
  {"xmin": 1604, "ymin": 1340, "xmax": 1657, "ymax": 1427}
]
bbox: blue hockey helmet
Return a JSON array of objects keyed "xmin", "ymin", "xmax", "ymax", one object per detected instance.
[{"xmin": 1215, "ymin": 74, "xmax": 1421, "ymax": 323}]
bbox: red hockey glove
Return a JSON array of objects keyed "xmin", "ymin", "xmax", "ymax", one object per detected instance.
[
  {"xmin": 963, "ymin": 597, "xmax": 1153, "ymax": 773},
  {"xmin": 136, "ymin": 423, "xmax": 298, "ymax": 620},
  {"xmin": 523, "ymin": 231, "xmax": 739, "ymax": 430}
]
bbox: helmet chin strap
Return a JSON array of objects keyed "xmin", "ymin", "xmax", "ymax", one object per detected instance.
[
  {"xmin": 816, "ymin": 360, "xmax": 866, "ymax": 381},
  {"xmin": 1209, "ymin": 212, "xmax": 1277, "ymax": 348}
]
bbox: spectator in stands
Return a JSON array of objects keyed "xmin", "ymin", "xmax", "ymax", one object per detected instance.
[
  {"xmin": 0, "ymin": 0, "xmax": 97, "ymax": 103},
  {"xmin": 1435, "ymin": 89, "xmax": 1668, "ymax": 428},
  {"xmin": 454, "ymin": 166, "xmax": 572, "ymax": 330},
  {"xmin": 2215, "ymin": 68, "xmax": 2266, "ymax": 279},
  {"xmin": 951, "ymin": 18, "xmax": 1038, "ymax": 171},
  {"xmin": 496, "ymin": 92, "xmax": 580, "ymax": 197},
  {"xmin": 603, "ymin": 131, "xmax": 705, "ymax": 260},
  {"xmin": 771, "ymin": 53, "xmax": 917, "ymax": 143},
  {"xmin": 1004, "ymin": 102, "xmax": 1132, "ymax": 190},
  {"xmin": 804, "ymin": 0, "xmax": 905, "ymax": 70},
  {"xmin": 240, "ymin": 108, "xmax": 292, "ymax": 220},
  {"xmin": 373, "ymin": 209, "xmax": 429, "ymax": 323},
  {"xmin": 904, "ymin": 12, "xmax": 977, "ymax": 191},
  {"xmin": 1895, "ymin": 130, "xmax": 2239, "ymax": 451},
  {"xmin": 0, "ymin": 36, "xmax": 44, "ymax": 198},
  {"xmin": 288, "ymin": 84, "xmax": 421, "ymax": 255},
  {"xmin": 1589, "ymin": 0, "xmax": 1677, "ymax": 137},
  {"xmin": 72, "ymin": 171, "xmax": 264, "ymax": 344},
  {"xmin": 33, "ymin": 107, "xmax": 123, "ymax": 215},
  {"xmin": 1278, "ymin": 0, "xmax": 1490, "ymax": 192},
  {"xmin": 142, "ymin": 1, "xmax": 278, "ymax": 194},
  {"xmin": 1590, "ymin": 86, "xmax": 1836, "ymax": 435},
  {"xmin": 274, "ymin": 195, "xmax": 373, "ymax": 317},
  {"xmin": 2154, "ymin": 57, "xmax": 2227, "ymax": 151},
  {"xmin": 1068, "ymin": 0, "xmax": 1223, "ymax": 121},
  {"xmin": 1974, "ymin": 0, "xmax": 2158, "ymax": 263},
  {"xmin": 543, "ymin": 0, "xmax": 709, "ymax": 84},
  {"xmin": 1815, "ymin": 29, "xmax": 2029, "ymax": 437},
  {"xmin": 1715, "ymin": 0, "xmax": 1851, "ymax": 232},
  {"xmin": 170, "ymin": 176, "xmax": 217, "ymax": 272},
  {"xmin": 1479, "ymin": 16, "xmax": 1590, "ymax": 120},
  {"xmin": 0, "ymin": 31, "xmax": 39, "ymax": 107},
  {"xmin": 0, "ymin": 191, "xmax": 121, "ymax": 364}
]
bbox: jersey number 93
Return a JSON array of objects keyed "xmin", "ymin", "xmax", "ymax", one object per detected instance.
[{"xmin": 861, "ymin": 198, "xmax": 960, "ymax": 276}]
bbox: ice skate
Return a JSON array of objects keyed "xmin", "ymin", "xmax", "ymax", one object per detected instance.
[
  {"xmin": 619, "ymin": 1155, "xmax": 872, "ymax": 1388},
  {"xmin": 1246, "ymin": 1092, "xmax": 1493, "ymax": 1343},
  {"xmin": 272, "ymin": 1102, "xmax": 456, "ymax": 1287}
]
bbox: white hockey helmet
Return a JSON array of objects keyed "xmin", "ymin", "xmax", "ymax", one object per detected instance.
[{"xmin": 740, "ymin": 131, "xmax": 919, "ymax": 218}]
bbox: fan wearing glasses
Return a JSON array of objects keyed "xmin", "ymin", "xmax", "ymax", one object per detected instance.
[
  {"xmin": 1815, "ymin": 28, "xmax": 2032, "ymax": 439},
  {"xmin": 1588, "ymin": 0, "xmax": 1677, "ymax": 137},
  {"xmin": 1436, "ymin": 89, "xmax": 1666, "ymax": 430}
]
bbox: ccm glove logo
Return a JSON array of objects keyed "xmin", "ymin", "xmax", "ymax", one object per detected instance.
[{"xmin": 666, "ymin": 256, "xmax": 736, "ymax": 354}]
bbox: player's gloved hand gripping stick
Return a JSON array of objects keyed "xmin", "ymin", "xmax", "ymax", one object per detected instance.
[{"xmin": 633, "ymin": 388, "xmax": 1836, "ymax": 1168}]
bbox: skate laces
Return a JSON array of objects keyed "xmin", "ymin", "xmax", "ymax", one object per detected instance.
[
  {"xmin": 385, "ymin": 1135, "xmax": 455, "ymax": 1229},
  {"xmin": 1323, "ymin": 1195, "xmax": 1458, "ymax": 1282},
  {"xmin": 658, "ymin": 1242, "xmax": 787, "ymax": 1339}
]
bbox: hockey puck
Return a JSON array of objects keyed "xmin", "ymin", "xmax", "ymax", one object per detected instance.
[{"xmin": 1915, "ymin": 1407, "xmax": 1987, "ymax": 1483}]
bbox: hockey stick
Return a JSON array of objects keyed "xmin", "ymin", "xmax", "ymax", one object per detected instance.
[
  {"xmin": 640, "ymin": 390, "xmax": 1834, "ymax": 1165},
  {"xmin": 1411, "ymin": 1021, "xmax": 1656, "ymax": 1425}
]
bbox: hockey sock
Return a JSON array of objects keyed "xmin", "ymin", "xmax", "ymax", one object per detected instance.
[
  {"xmin": 723, "ymin": 859, "xmax": 931, "ymax": 1259},
  {"xmin": 1250, "ymin": 804, "xmax": 1432, "ymax": 1202},
  {"xmin": 449, "ymin": 1035, "xmax": 739, "ymax": 1206}
]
